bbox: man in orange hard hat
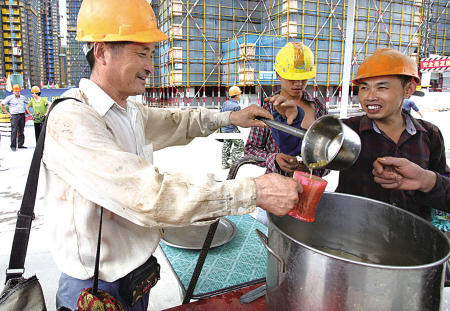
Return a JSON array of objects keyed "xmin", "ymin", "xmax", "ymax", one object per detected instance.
[
  {"xmin": 42, "ymin": 0, "xmax": 302, "ymax": 309},
  {"xmin": 0, "ymin": 84, "xmax": 29, "ymax": 151},
  {"xmin": 275, "ymin": 48, "xmax": 450, "ymax": 220},
  {"xmin": 220, "ymin": 85, "xmax": 245, "ymax": 169}
]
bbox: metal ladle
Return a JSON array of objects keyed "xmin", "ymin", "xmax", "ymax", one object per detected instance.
[{"xmin": 257, "ymin": 115, "xmax": 361, "ymax": 170}]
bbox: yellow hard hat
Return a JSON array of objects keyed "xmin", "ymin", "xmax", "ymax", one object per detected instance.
[
  {"xmin": 31, "ymin": 86, "xmax": 40, "ymax": 93},
  {"xmin": 274, "ymin": 42, "xmax": 316, "ymax": 80},
  {"xmin": 229, "ymin": 86, "xmax": 242, "ymax": 97},
  {"xmin": 76, "ymin": 0, "xmax": 168, "ymax": 43},
  {"xmin": 12, "ymin": 84, "xmax": 21, "ymax": 91},
  {"xmin": 352, "ymin": 49, "xmax": 420, "ymax": 86}
]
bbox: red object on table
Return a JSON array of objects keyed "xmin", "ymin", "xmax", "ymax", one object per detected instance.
[
  {"xmin": 289, "ymin": 171, "xmax": 328, "ymax": 222},
  {"xmin": 162, "ymin": 283, "xmax": 266, "ymax": 311}
]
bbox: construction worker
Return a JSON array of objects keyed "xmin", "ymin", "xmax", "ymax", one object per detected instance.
[
  {"xmin": 402, "ymin": 96, "xmax": 423, "ymax": 118},
  {"xmin": 244, "ymin": 42, "xmax": 328, "ymax": 225},
  {"xmin": 274, "ymin": 48, "xmax": 450, "ymax": 220},
  {"xmin": 0, "ymin": 84, "xmax": 28, "ymax": 151},
  {"xmin": 25, "ymin": 86, "xmax": 51, "ymax": 141},
  {"xmin": 43, "ymin": 0, "xmax": 301, "ymax": 309},
  {"xmin": 220, "ymin": 85, "xmax": 245, "ymax": 169}
]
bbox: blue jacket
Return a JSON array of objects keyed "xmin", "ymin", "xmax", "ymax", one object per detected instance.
[
  {"xmin": 220, "ymin": 98, "xmax": 241, "ymax": 132},
  {"xmin": 402, "ymin": 98, "xmax": 420, "ymax": 112}
]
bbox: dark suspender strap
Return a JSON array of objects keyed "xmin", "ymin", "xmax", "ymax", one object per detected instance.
[
  {"xmin": 92, "ymin": 207, "xmax": 104, "ymax": 296},
  {"xmin": 5, "ymin": 97, "xmax": 82, "ymax": 283}
]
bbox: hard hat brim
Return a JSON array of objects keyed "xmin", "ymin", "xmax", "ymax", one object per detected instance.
[
  {"xmin": 76, "ymin": 29, "xmax": 169, "ymax": 43},
  {"xmin": 352, "ymin": 73, "xmax": 421, "ymax": 86},
  {"xmin": 276, "ymin": 67, "xmax": 316, "ymax": 81}
]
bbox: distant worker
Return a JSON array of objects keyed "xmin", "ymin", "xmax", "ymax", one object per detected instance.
[
  {"xmin": 0, "ymin": 84, "xmax": 29, "ymax": 151},
  {"xmin": 25, "ymin": 86, "xmax": 51, "ymax": 141},
  {"xmin": 402, "ymin": 96, "xmax": 423, "ymax": 118},
  {"xmin": 220, "ymin": 85, "xmax": 245, "ymax": 169}
]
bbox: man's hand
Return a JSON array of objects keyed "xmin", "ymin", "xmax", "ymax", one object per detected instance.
[
  {"xmin": 275, "ymin": 153, "xmax": 304, "ymax": 174},
  {"xmin": 229, "ymin": 104, "xmax": 273, "ymax": 128},
  {"xmin": 265, "ymin": 94, "xmax": 298, "ymax": 125},
  {"xmin": 254, "ymin": 173, "xmax": 302, "ymax": 216},
  {"xmin": 373, "ymin": 157, "xmax": 437, "ymax": 193}
]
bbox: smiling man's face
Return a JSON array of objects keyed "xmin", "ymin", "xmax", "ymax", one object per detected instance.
[
  {"xmin": 358, "ymin": 75, "xmax": 411, "ymax": 122},
  {"xmin": 104, "ymin": 42, "xmax": 155, "ymax": 100}
]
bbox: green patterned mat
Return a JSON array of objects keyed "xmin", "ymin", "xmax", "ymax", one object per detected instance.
[{"xmin": 159, "ymin": 214, "xmax": 268, "ymax": 297}]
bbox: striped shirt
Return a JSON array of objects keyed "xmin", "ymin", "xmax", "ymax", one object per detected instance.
[{"xmin": 3, "ymin": 94, "xmax": 28, "ymax": 114}]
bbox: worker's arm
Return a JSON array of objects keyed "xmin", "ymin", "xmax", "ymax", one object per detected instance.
[
  {"xmin": 373, "ymin": 156, "xmax": 450, "ymax": 212},
  {"xmin": 373, "ymin": 157, "xmax": 436, "ymax": 192},
  {"xmin": 25, "ymin": 104, "xmax": 33, "ymax": 116},
  {"xmin": 0, "ymin": 103, "xmax": 10, "ymax": 116}
]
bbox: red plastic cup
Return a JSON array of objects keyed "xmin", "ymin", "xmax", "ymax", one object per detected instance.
[{"xmin": 289, "ymin": 171, "xmax": 328, "ymax": 222}]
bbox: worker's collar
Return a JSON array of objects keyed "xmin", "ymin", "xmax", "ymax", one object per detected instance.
[
  {"xmin": 79, "ymin": 78, "xmax": 127, "ymax": 117},
  {"xmin": 360, "ymin": 111, "xmax": 422, "ymax": 136}
]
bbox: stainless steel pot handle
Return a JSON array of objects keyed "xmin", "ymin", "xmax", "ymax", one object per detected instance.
[{"xmin": 255, "ymin": 229, "xmax": 286, "ymax": 273}]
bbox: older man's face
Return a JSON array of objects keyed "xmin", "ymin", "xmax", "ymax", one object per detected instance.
[
  {"xmin": 13, "ymin": 90, "xmax": 20, "ymax": 97},
  {"xmin": 104, "ymin": 42, "xmax": 155, "ymax": 99}
]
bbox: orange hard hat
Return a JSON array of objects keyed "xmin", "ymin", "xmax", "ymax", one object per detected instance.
[
  {"xmin": 76, "ymin": 0, "xmax": 168, "ymax": 43},
  {"xmin": 31, "ymin": 86, "xmax": 40, "ymax": 93},
  {"xmin": 352, "ymin": 48, "xmax": 420, "ymax": 86},
  {"xmin": 12, "ymin": 84, "xmax": 21, "ymax": 91},
  {"xmin": 229, "ymin": 86, "xmax": 242, "ymax": 97}
]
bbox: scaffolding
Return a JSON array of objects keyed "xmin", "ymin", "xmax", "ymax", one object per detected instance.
[
  {"xmin": 149, "ymin": 0, "xmax": 449, "ymax": 108},
  {"xmin": 39, "ymin": 0, "xmax": 61, "ymax": 86},
  {"xmin": 0, "ymin": 0, "xmax": 44, "ymax": 87},
  {"xmin": 59, "ymin": 0, "xmax": 449, "ymax": 107}
]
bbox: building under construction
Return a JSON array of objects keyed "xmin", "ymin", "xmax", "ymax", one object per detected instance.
[
  {"xmin": 65, "ymin": 0, "xmax": 89, "ymax": 88},
  {"xmin": 63, "ymin": 0, "xmax": 450, "ymax": 108},
  {"xmin": 39, "ymin": 0, "xmax": 61, "ymax": 86},
  {"xmin": 0, "ymin": 0, "xmax": 63, "ymax": 88}
]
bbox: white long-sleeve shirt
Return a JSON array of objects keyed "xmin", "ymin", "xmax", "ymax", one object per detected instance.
[{"xmin": 43, "ymin": 79, "xmax": 257, "ymax": 282}]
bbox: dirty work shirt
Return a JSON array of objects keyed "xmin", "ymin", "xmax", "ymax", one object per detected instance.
[
  {"xmin": 337, "ymin": 111, "xmax": 450, "ymax": 220},
  {"xmin": 43, "ymin": 78, "xmax": 257, "ymax": 282},
  {"xmin": 3, "ymin": 94, "xmax": 28, "ymax": 114}
]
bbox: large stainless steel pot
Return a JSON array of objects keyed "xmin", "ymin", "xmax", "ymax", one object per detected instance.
[{"xmin": 257, "ymin": 192, "xmax": 450, "ymax": 311}]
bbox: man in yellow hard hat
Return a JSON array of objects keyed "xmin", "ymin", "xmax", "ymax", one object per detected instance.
[
  {"xmin": 42, "ymin": 0, "xmax": 302, "ymax": 309},
  {"xmin": 245, "ymin": 42, "xmax": 328, "ymax": 176},
  {"xmin": 244, "ymin": 42, "xmax": 329, "ymax": 225},
  {"xmin": 276, "ymin": 48, "xmax": 450, "ymax": 220},
  {"xmin": 220, "ymin": 85, "xmax": 245, "ymax": 169},
  {"xmin": 0, "ymin": 84, "xmax": 29, "ymax": 151}
]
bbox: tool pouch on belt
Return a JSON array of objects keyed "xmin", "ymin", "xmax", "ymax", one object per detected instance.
[{"xmin": 119, "ymin": 255, "xmax": 160, "ymax": 307}]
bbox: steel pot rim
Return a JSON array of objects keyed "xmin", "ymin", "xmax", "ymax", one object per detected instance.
[{"xmin": 268, "ymin": 193, "xmax": 450, "ymax": 270}]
